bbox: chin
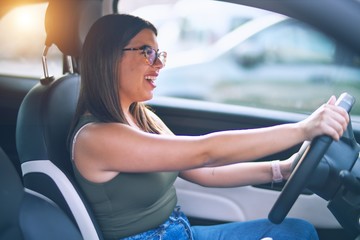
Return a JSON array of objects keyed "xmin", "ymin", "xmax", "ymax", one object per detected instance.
[{"xmin": 140, "ymin": 93, "xmax": 153, "ymax": 102}]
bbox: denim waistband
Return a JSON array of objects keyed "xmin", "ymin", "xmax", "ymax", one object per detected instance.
[{"xmin": 121, "ymin": 206, "xmax": 193, "ymax": 240}]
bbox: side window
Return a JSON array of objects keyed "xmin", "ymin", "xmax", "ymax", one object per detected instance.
[
  {"xmin": 119, "ymin": 0, "xmax": 360, "ymax": 118},
  {"xmin": 249, "ymin": 21, "xmax": 335, "ymax": 65},
  {"xmin": 0, "ymin": 3, "xmax": 62, "ymax": 78},
  {"xmin": 228, "ymin": 19, "xmax": 360, "ymax": 115}
]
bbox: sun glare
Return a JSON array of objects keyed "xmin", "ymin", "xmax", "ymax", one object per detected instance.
[
  {"xmin": 13, "ymin": 6, "xmax": 41, "ymax": 30},
  {"xmin": 0, "ymin": 3, "xmax": 48, "ymax": 59},
  {"xmin": 15, "ymin": 9, "xmax": 33, "ymax": 28}
]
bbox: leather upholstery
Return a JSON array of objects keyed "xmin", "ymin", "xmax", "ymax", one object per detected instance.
[
  {"xmin": 0, "ymin": 147, "xmax": 83, "ymax": 240},
  {"xmin": 16, "ymin": 74, "xmax": 104, "ymax": 239},
  {"xmin": 15, "ymin": 1, "xmax": 104, "ymax": 239}
]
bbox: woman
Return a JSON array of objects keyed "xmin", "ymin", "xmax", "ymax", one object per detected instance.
[{"xmin": 69, "ymin": 14, "xmax": 349, "ymax": 240}]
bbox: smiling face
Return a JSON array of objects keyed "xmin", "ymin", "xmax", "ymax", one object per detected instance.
[{"xmin": 118, "ymin": 28, "xmax": 164, "ymax": 110}]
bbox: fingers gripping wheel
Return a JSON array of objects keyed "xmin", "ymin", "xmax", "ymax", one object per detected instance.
[{"xmin": 268, "ymin": 93, "xmax": 356, "ymax": 224}]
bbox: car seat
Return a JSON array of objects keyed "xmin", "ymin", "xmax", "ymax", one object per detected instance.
[
  {"xmin": 15, "ymin": 1, "xmax": 104, "ymax": 239},
  {"xmin": 0, "ymin": 146, "xmax": 83, "ymax": 240}
]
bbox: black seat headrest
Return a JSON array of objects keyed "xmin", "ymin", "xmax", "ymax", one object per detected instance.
[{"xmin": 45, "ymin": 0, "xmax": 102, "ymax": 57}]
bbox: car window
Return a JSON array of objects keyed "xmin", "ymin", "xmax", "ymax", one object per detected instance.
[
  {"xmin": 120, "ymin": 0, "xmax": 360, "ymax": 118},
  {"xmin": 0, "ymin": 3, "xmax": 62, "ymax": 78},
  {"xmin": 247, "ymin": 20, "xmax": 335, "ymax": 64}
]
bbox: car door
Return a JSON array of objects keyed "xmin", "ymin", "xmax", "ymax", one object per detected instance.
[{"xmin": 148, "ymin": 97, "xmax": 359, "ymax": 240}]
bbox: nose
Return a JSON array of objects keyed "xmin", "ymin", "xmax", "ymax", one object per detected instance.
[
  {"xmin": 152, "ymin": 52, "xmax": 166, "ymax": 69},
  {"xmin": 153, "ymin": 57, "xmax": 165, "ymax": 69}
]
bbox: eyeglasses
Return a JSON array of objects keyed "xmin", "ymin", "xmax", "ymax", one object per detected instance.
[{"xmin": 122, "ymin": 45, "xmax": 167, "ymax": 66}]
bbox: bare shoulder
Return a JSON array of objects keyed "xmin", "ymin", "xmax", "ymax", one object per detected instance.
[
  {"xmin": 77, "ymin": 121, "xmax": 141, "ymax": 143},
  {"xmin": 73, "ymin": 122, "xmax": 145, "ymax": 180}
]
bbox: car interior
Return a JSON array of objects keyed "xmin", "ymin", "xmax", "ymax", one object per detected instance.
[
  {"xmin": 0, "ymin": 146, "xmax": 83, "ymax": 240},
  {"xmin": 1, "ymin": 0, "xmax": 360, "ymax": 240}
]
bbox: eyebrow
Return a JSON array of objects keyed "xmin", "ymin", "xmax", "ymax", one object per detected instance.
[{"xmin": 123, "ymin": 45, "xmax": 152, "ymax": 50}]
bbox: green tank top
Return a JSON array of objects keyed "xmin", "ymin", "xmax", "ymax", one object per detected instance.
[{"xmin": 70, "ymin": 115, "xmax": 178, "ymax": 239}]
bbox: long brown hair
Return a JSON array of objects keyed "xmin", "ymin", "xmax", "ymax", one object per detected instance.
[{"xmin": 71, "ymin": 14, "xmax": 164, "ymax": 135}]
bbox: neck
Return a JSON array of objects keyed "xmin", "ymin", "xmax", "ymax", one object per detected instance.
[{"xmin": 123, "ymin": 106, "xmax": 141, "ymax": 130}]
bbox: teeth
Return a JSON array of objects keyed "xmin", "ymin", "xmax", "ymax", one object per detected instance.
[{"xmin": 145, "ymin": 76, "xmax": 157, "ymax": 80}]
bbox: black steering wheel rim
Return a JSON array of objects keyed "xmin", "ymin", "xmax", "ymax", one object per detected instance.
[
  {"xmin": 268, "ymin": 135, "xmax": 333, "ymax": 224},
  {"xmin": 268, "ymin": 93, "xmax": 355, "ymax": 224}
]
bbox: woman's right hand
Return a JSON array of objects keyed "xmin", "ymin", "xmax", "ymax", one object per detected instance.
[{"xmin": 298, "ymin": 96, "xmax": 349, "ymax": 142}]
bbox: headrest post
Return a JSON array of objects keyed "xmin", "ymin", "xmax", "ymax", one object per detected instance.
[
  {"xmin": 66, "ymin": 56, "xmax": 74, "ymax": 74},
  {"xmin": 40, "ymin": 46, "xmax": 55, "ymax": 85},
  {"xmin": 42, "ymin": 46, "xmax": 50, "ymax": 78}
]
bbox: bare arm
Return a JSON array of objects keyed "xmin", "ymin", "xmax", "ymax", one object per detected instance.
[
  {"xmin": 73, "ymin": 98, "xmax": 348, "ymax": 182},
  {"xmin": 179, "ymin": 154, "xmax": 295, "ymax": 187},
  {"xmin": 179, "ymin": 162, "xmax": 274, "ymax": 188}
]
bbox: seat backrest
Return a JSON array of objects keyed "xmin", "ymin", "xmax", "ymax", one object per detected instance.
[
  {"xmin": 16, "ymin": 74, "xmax": 104, "ymax": 240},
  {"xmin": 0, "ymin": 146, "xmax": 83, "ymax": 240},
  {"xmin": 0, "ymin": 147, "xmax": 23, "ymax": 240},
  {"xmin": 15, "ymin": 1, "xmax": 104, "ymax": 239}
]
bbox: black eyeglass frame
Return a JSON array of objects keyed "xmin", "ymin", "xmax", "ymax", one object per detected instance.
[{"xmin": 122, "ymin": 45, "xmax": 167, "ymax": 66}]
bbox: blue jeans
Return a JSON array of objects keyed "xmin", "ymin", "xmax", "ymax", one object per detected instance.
[
  {"xmin": 121, "ymin": 206, "xmax": 193, "ymax": 240},
  {"xmin": 121, "ymin": 207, "xmax": 319, "ymax": 240},
  {"xmin": 192, "ymin": 218, "xmax": 319, "ymax": 240}
]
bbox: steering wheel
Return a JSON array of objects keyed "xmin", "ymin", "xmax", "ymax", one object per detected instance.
[{"xmin": 268, "ymin": 93, "xmax": 356, "ymax": 224}]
